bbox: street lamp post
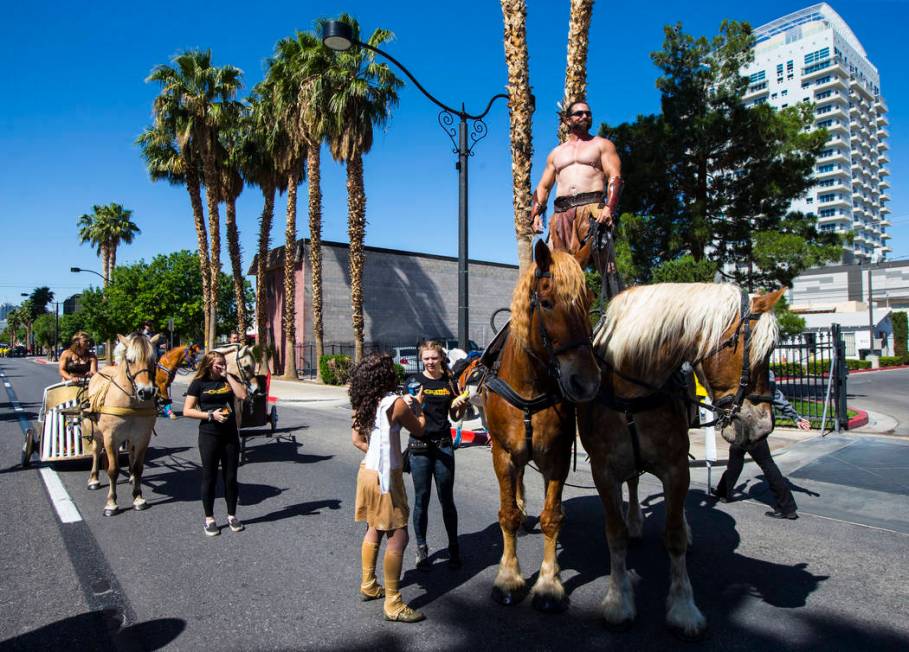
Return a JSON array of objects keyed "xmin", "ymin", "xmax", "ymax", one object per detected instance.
[{"xmin": 322, "ymin": 21, "xmax": 508, "ymax": 351}]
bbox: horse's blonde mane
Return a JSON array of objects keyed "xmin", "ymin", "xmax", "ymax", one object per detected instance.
[
  {"xmin": 124, "ymin": 333, "xmax": 156, "ymax": 365},
  {"xmin": 510, "ymin": 250, "xmax": 589, "ymax": 346},
  {"xmin": 595, "ymin": 283, "xmax": 779, "ymax": 380}
]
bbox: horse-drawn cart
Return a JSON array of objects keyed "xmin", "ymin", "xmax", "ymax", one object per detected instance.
[
  {"xmin": 21, "ymin": 379, "xmax": 93, "ymax": 467},
  {"xmin": 237, "ymin": 373, "xmax": 280, "ymax": 464}
]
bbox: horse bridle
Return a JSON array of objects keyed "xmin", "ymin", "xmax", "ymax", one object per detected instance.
[
  {"xmin": 695, "ymin": 290, "xmax": 774, "ymax": 428},
  {"xmin": 524, "ymin": 268, "xmax": 593, "ymax": 390}
]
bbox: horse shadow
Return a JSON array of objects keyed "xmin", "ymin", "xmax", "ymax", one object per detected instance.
[
  {"xmin": 402, "ymin": 522, "xmax": 504, "ymax": 609},
  {"xmin": 0, "ymin": 611, "xmax": 185, "ymax": 651},
  {"xmin": 242, "ymin": 498, "xmax": 342, "ymax": 526}
]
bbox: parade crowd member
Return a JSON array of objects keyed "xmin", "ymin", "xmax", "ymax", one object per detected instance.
[
  {"xmin": 529, "ymin": 100, "xmax": 624, "ymax": 295},
  {"xmin": 59, "ymin": 331, "xmax": 97, "ymax": 381},
  {"xmin": 712, "ymin": 371, "xmax": 809, "ymax": 520},
  {"xmin": 405, "ymin": 341, "xmax": 469, "ymax": 571},
  {"xmin": 183, "ymin": 350, "xmax": 248, "ymax": 536},
  {"xmin": 350, "ymin": 353, "xmax": 427, "ymax": 623}
]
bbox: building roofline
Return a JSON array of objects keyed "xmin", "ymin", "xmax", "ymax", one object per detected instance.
[
  {"xmin": 247, "ymin": 239, "xmax": 519, "ymax": 275},
  {"xmin": 796, "ymin": 260, "xmax": 909, "ymax": 277},
  {"xmin": 753, "ymin": 3, "xmax": 867, "ymax": 58}
]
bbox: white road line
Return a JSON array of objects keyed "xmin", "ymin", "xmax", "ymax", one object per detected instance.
[{"xmin": 39, "ymin": 467, "xmax": 83, "ymax": 523}]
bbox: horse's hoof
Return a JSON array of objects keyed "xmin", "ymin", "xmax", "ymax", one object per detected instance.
[
  {"xmin": 133, "ymin": 501, "xmax": 148, "ymax": 511},
  {"xmin": 491, "ymin": 585, "xmax": 524, "ymax": 606},
  {"xmin": 103, "ymin": 507, "xmax": 117, "ymax": 517},
  {"xmin": 667, "ymin": 622, "xmax": 708, "ymax": 642},
  {"xmin": 531, "ymin": 593, "xmax": 569, "ymax": 613},
  {"xmin": 87, "ymin": 482, "xmax": 101, "ymax": 491}
]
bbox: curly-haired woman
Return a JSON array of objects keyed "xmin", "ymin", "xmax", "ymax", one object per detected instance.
[{"xmin": 350, "ymin": 353, "xmax": 427, "ymax": 623}]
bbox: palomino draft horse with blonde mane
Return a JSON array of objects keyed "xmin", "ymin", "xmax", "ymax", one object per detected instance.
[
  {"xmin": 481, "ymin": 240, "xmax": 600, "ymax": 612},
  {"xmin": 85, "ymin": 333, "xmax": 160, "ymax": 516},
  {"xmin": 578, "ymin": 282, "xmax": 784, "ymax": 639}
]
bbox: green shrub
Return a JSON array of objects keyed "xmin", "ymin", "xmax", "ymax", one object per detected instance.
[
  {"xmin": 845, "ymin": 359, "xmax": 872, "ymax": 370},
  {"xmin": 880, "ymin": 356, "xmax": 903, "ymax": 367},
  {"xmin": 770, "ymin": 362, "xmax": 803, "ymax": 377},
  {"xmin": 393, "ymin": 363, "xmax": 405, "ymax": 384},
  {"xmin": 319, "ymin": 354, "xmax": 352, "ymax": 385}
]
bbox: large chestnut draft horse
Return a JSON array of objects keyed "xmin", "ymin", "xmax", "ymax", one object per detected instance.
[
  {"xmin": 482, "ymin": 240, "xmax": 600, "ymax": 612},
  {"xmin": 155, "ymin": 343, "xmax": 202, "ymax": 417},
  {"xmin": 578, "ymin": 283, "xmax": 783, "ymax": 639},
  {"xmin": 85, "ymin": 333, "xmax": 159, "ymax": 516}
]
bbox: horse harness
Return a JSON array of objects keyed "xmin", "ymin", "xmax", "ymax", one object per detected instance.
[
  {"xmin": 157, "ymin": 345, "xmax": 197, "ymax": 379},
  {"xmin": 482, "ymin": 267, "xmax": 591, "ymax": 453}
]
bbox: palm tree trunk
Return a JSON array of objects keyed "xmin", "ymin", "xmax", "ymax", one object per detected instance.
[
  {"xmin": 225, "ymin": 196, "xmax": 247, "ymax": 336},
  {"xmin": 307, "ymin": 146, "xmax": 325, "ymax": 382},
  {"xmin": 256, "ymin": 183, "xmax": 276, "ymax": 370},
  {"xmin": 347, "ymin": 154, "xmax": 366, "ymax": 363},
  {"xmin": 281, "ymin": 172, "xmax": 300, "ymax": 380},
  {"xmin": 100, "ymin": 244, "xmax": 112, "ymax": 361},
  {"xmin": 501, "ymin": 0, "xmax": 535, "ymax": 273},
  {"xmin": 108, "ymin": 245, "xmax": 117, "ymax": 282},
  {"xmin": 559, "ymin": 0, "xmax": 594, "ymax": 143},
  {"xmin": 184, "ymin": 160, "xmax": 211, "ymax": 346},
  {"xmin": 202, "ymin": 150, "xmax": 222, "ymax": 350}
]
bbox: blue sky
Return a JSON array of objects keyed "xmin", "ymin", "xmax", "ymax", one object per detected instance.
[{"xmin": 1, "ymin": 1, "xmax": 906, "ymax": 307}]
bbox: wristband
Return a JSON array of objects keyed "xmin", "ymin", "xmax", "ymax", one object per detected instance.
[{"xmin": 207, "ymin": 411, "xmax": 213, "ymax": 422}]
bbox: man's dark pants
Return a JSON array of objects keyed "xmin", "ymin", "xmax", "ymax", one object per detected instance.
[{"xmin": 715, "ymin": 438, "xmax": 797, "ymax": 515}]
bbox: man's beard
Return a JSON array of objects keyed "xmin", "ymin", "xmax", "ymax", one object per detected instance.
[{"xmin": 568, "ymin": 121, "xmax": 590, "ymax": 136}]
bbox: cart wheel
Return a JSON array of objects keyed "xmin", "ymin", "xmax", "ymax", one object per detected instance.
[
  {"xmin": 21, "ymin": 428, "xmax": 35, "ymax": 468},
  {"xmin": 270, "ymin": 407, "xmax": 278, "ymax": 433}
]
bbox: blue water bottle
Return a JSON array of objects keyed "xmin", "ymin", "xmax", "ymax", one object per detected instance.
[{"xmin": 406, "ymin": 380, "xmax": 421, "ymax": 396}]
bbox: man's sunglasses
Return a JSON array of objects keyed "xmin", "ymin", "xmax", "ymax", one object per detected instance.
[{"xmin": 570, "ymin": 110, "xmax": 592, "ymax": 117}]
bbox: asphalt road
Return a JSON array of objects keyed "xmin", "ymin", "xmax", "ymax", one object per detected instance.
[
  {"xmin": 1, "ymin": 357, "xmax": 908, "ymax": 650},
  {"xmin": 846, "ymin": 367, "xmax": 909, "ymax": 434}
]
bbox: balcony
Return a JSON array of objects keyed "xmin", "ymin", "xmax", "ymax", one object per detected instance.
[
  {"xmin": 882, "ymin": 232, "xmax": 892, "ymax": 241},
  {"xmin": 879, "ymin": 152, "xmax": 890, "ymax": 165},
  {"xmin": 744, "ymin": 83, "xmax": 769, "ymax": 100},
  {"xmin": 882, "ymin": 245, "xmax": 893, "ymax": 254},
  {"xmin": 874, "ymin": 96, "xmax": 889, "ymax": 111},
  {"xmin": 818, "ymin": 213, "xmax": 851, "ymax": 225},
  {"xmin": 881, "ymin": 206, "xmax": 891, "ymax": 215},
  {"xmin": 880, "ymin": 167, "xmax": 890, "ymax": 178},
  {"xmin": 820, "ymin": 195, "xmax": 851, "ymax": 209},
  {"xmin": 880, "ymin": 179, "xmax": 890, "ymax": 190},
  {"xmin": 849, "ymin": 77, "xmax": 874, "ymax": 99},
  {"xmin": 877, "ymin": 127, "xmax": 889, "ymax": 139},
  {"xmin": 876, "ymin": 113, "xmax": 889, "ymax": 126},
  {"xmin": 881, "ymin": 193, "xmax": 891, "ymax": 203}
]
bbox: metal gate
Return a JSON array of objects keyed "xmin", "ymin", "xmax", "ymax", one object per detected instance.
[{"xmin": 770, "ymin": 323, "xmax": 849, "ymax": 432}]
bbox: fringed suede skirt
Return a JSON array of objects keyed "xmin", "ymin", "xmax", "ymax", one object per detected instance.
[{"xmin": 354, "ymin": 464, "xmax": 409, "ymax": 531}]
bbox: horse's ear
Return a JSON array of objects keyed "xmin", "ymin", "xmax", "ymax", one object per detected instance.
[
  {"xmin": 753, "ymin": 287, "xmax": 788, "ymax": 312},
  {"xmin": 149, "ymin": 334, "xmax": 162, "ymax": 344},
  {"xmin": 117, "ymin": 334, "xmax": 128, "ymax": 346},
  {"xmin": 533, "ymin": 239, "xmax": 552, "ymax": 273}
]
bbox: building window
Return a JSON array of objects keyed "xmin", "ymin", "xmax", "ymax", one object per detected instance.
[
  {"xmin": 782, "ymin": 89, "xmax": 788, "ymax": 96},
  {"xmin": 749, "ymin": 70, "xmax": 766, "ymax": 83},
  {"xmin": 807, "ymin": 197, "xmax": 814, "ymax": 204},
  {"xmin": 804, "ymin": 47, "xmax": 830, "ymax": 65}
]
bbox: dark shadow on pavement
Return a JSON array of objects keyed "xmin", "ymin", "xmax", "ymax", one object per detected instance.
[
  {"xmin": 239, "ymin": 437, "xmax": 333, "ymax": 466},
  {"xmin": 243, "ymin": 498, "xmax": 342, "ymax": 526},
  {"xmin": 0, "ymin": 611, "xmax": 185, "ymax": 651}
]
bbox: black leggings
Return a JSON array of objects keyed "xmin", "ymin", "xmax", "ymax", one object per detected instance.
[{"xmin": 198, "ymin": 430, "xmax": 240, "ymax": 517}]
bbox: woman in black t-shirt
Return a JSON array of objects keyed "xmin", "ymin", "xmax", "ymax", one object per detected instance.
[
  {"xmin": 184, "ymin": 351, "xmax": 248, "ymax": 537},
  {"xmin": 406, "ymin": 341, "xmax": 468, "ymax": 570}
]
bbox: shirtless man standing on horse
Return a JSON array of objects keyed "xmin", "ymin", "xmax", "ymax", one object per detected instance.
[{"xmin": 529, "ymin": 100, "xmax": 623, "ymax": 289}]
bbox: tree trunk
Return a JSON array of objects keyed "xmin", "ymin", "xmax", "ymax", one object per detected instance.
[
  {"xmin": 307, "ymin": 146, "xmax": 325, "ymax": 382},
  {"xmin": 225, "ymin": 196, "xmax": 247, "ymax": 336},
  {"xmin": 559, "ymin": 0, "xmax": 594, "ymax": 143},
  {"xmin": 108, "ymin": 245, "xmax": 117, "ymax": 283},
  {"xmin": 281, "ymin": 172, "xmax": 300, "ymax": 380},
  {"xmin": 184, "ymin": 159, "xmax": 211, "ymax": 347},
  {"xmin": 256, "ymin": 184, "xmax": 276, "ymax": 371},
  {"xmin": 347, "ymin": 155, "xmax": 366, "ymax": 363},
  {"xmin": 501, "ymin": 0, "xmax": 535, "ymax": 273},
  {"xmin": 202, "ymin": 140, "xmax": 222, "ymax": 350},
  {"xmin": 100, "ymin": 244, "xmax": 111, "ymax": 361}
]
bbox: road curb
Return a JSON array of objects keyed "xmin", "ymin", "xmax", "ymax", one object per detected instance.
[{"xmin": 847, "ymin": 407, "xmax": 869, "ymax": 429}]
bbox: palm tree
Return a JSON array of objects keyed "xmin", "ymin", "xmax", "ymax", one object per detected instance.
[
  {"xmin": 264, "ymin": 33, "xmax": 317, "ymax": 379},
  {"xmin": 146, "ymin": 50, "xmax": 243, "ymax": 348},
  {"xmin": 559, "ymin": 0, "xmax": 595, "ymax": 142},
  {"xmin": 219, "ymin": 113, "xmax": 249, "ymax": 336},
  {"xmin": 101, "ymin": 203, "xmax": 141, "ymax": 280},
  {"xmin": 77, "ymin": 205, "xmax": 111, "ymax": 285},
  {"xmin": 500, "ymin": 0, "xmax": 536, "ymax": 272},
  {"xmin": 323, "ymin": 15, "xmax": 402, "ymax": 362},
  {"xmin": 243, "ymin": 90, "xmax": 283, "ymax": 369}
]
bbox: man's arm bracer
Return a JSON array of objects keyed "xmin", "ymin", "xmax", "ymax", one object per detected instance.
[{"xmin": 605, "ymin": 176, "xmax": 624, "ymax": 214}]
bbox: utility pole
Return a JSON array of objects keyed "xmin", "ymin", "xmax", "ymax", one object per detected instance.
[{"xmin": 867, "ymin": 264, "xmax": 877, "ymax": 365}]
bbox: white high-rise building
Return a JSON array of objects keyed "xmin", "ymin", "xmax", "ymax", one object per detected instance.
[{"xmin": 743, "ymin": 3, "xmax": 891, "ymax": 263}]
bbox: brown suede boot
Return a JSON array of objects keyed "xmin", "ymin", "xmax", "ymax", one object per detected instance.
[
  {"xmin": 360, "ymin": 540, "xmax": 384, "ymax": 601},
  {"xmin": 383, "ymin": 549, "xmax": 425, "ymax": 623}
]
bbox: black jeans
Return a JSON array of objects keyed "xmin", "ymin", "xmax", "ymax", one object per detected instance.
[
  {"xmin": 716, "ymin": 438, "xmax": 797, "ymax": 514},
  {"xmin": 410, "ymin": 442, "xmax": 458, "ymax": 549},
  {"xmin": 198, "ymin": 430, "xmax": 240, "ymax": 517}
]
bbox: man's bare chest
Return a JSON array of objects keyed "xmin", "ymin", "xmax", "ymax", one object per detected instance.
[{"xmin": 553, "ymin": 141, "xmax": 602, "ymax": 174}]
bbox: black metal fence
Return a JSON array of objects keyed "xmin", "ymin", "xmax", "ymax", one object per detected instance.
[
  {"xmin": 293, "ymin": 343, "xmax": 385, "ymax": 380},
  {"xmin": 770, "ymin": 323, "xmax": 849, "ymax": 431}
]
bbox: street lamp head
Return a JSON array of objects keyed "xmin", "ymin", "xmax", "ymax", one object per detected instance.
[
  {"xmin": 70, "ymin": 267, "xmax": 81, "ymax": 273},
  {"xmin": 322, "ymin": 21, "xmax": 354, "ymax": 51}
]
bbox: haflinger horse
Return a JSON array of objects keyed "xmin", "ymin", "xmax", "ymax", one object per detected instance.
[
  {"xmin": 481, "ymin": 239, "xmax": 600, "ymax": 612},
  {"xmin": 85, "ymin": 333, "xmax": 160, "ymax": 516},
  {"xmin": 578, "ymin": 282, "xmax": 783, "ymax": 639},
  {"xmin": 155, "ymin": 343, "xmax": 202, "ymax": 419},
  {"xmin": 213, "ymin": 343, "xmax": 258, "ymax": 428}
]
